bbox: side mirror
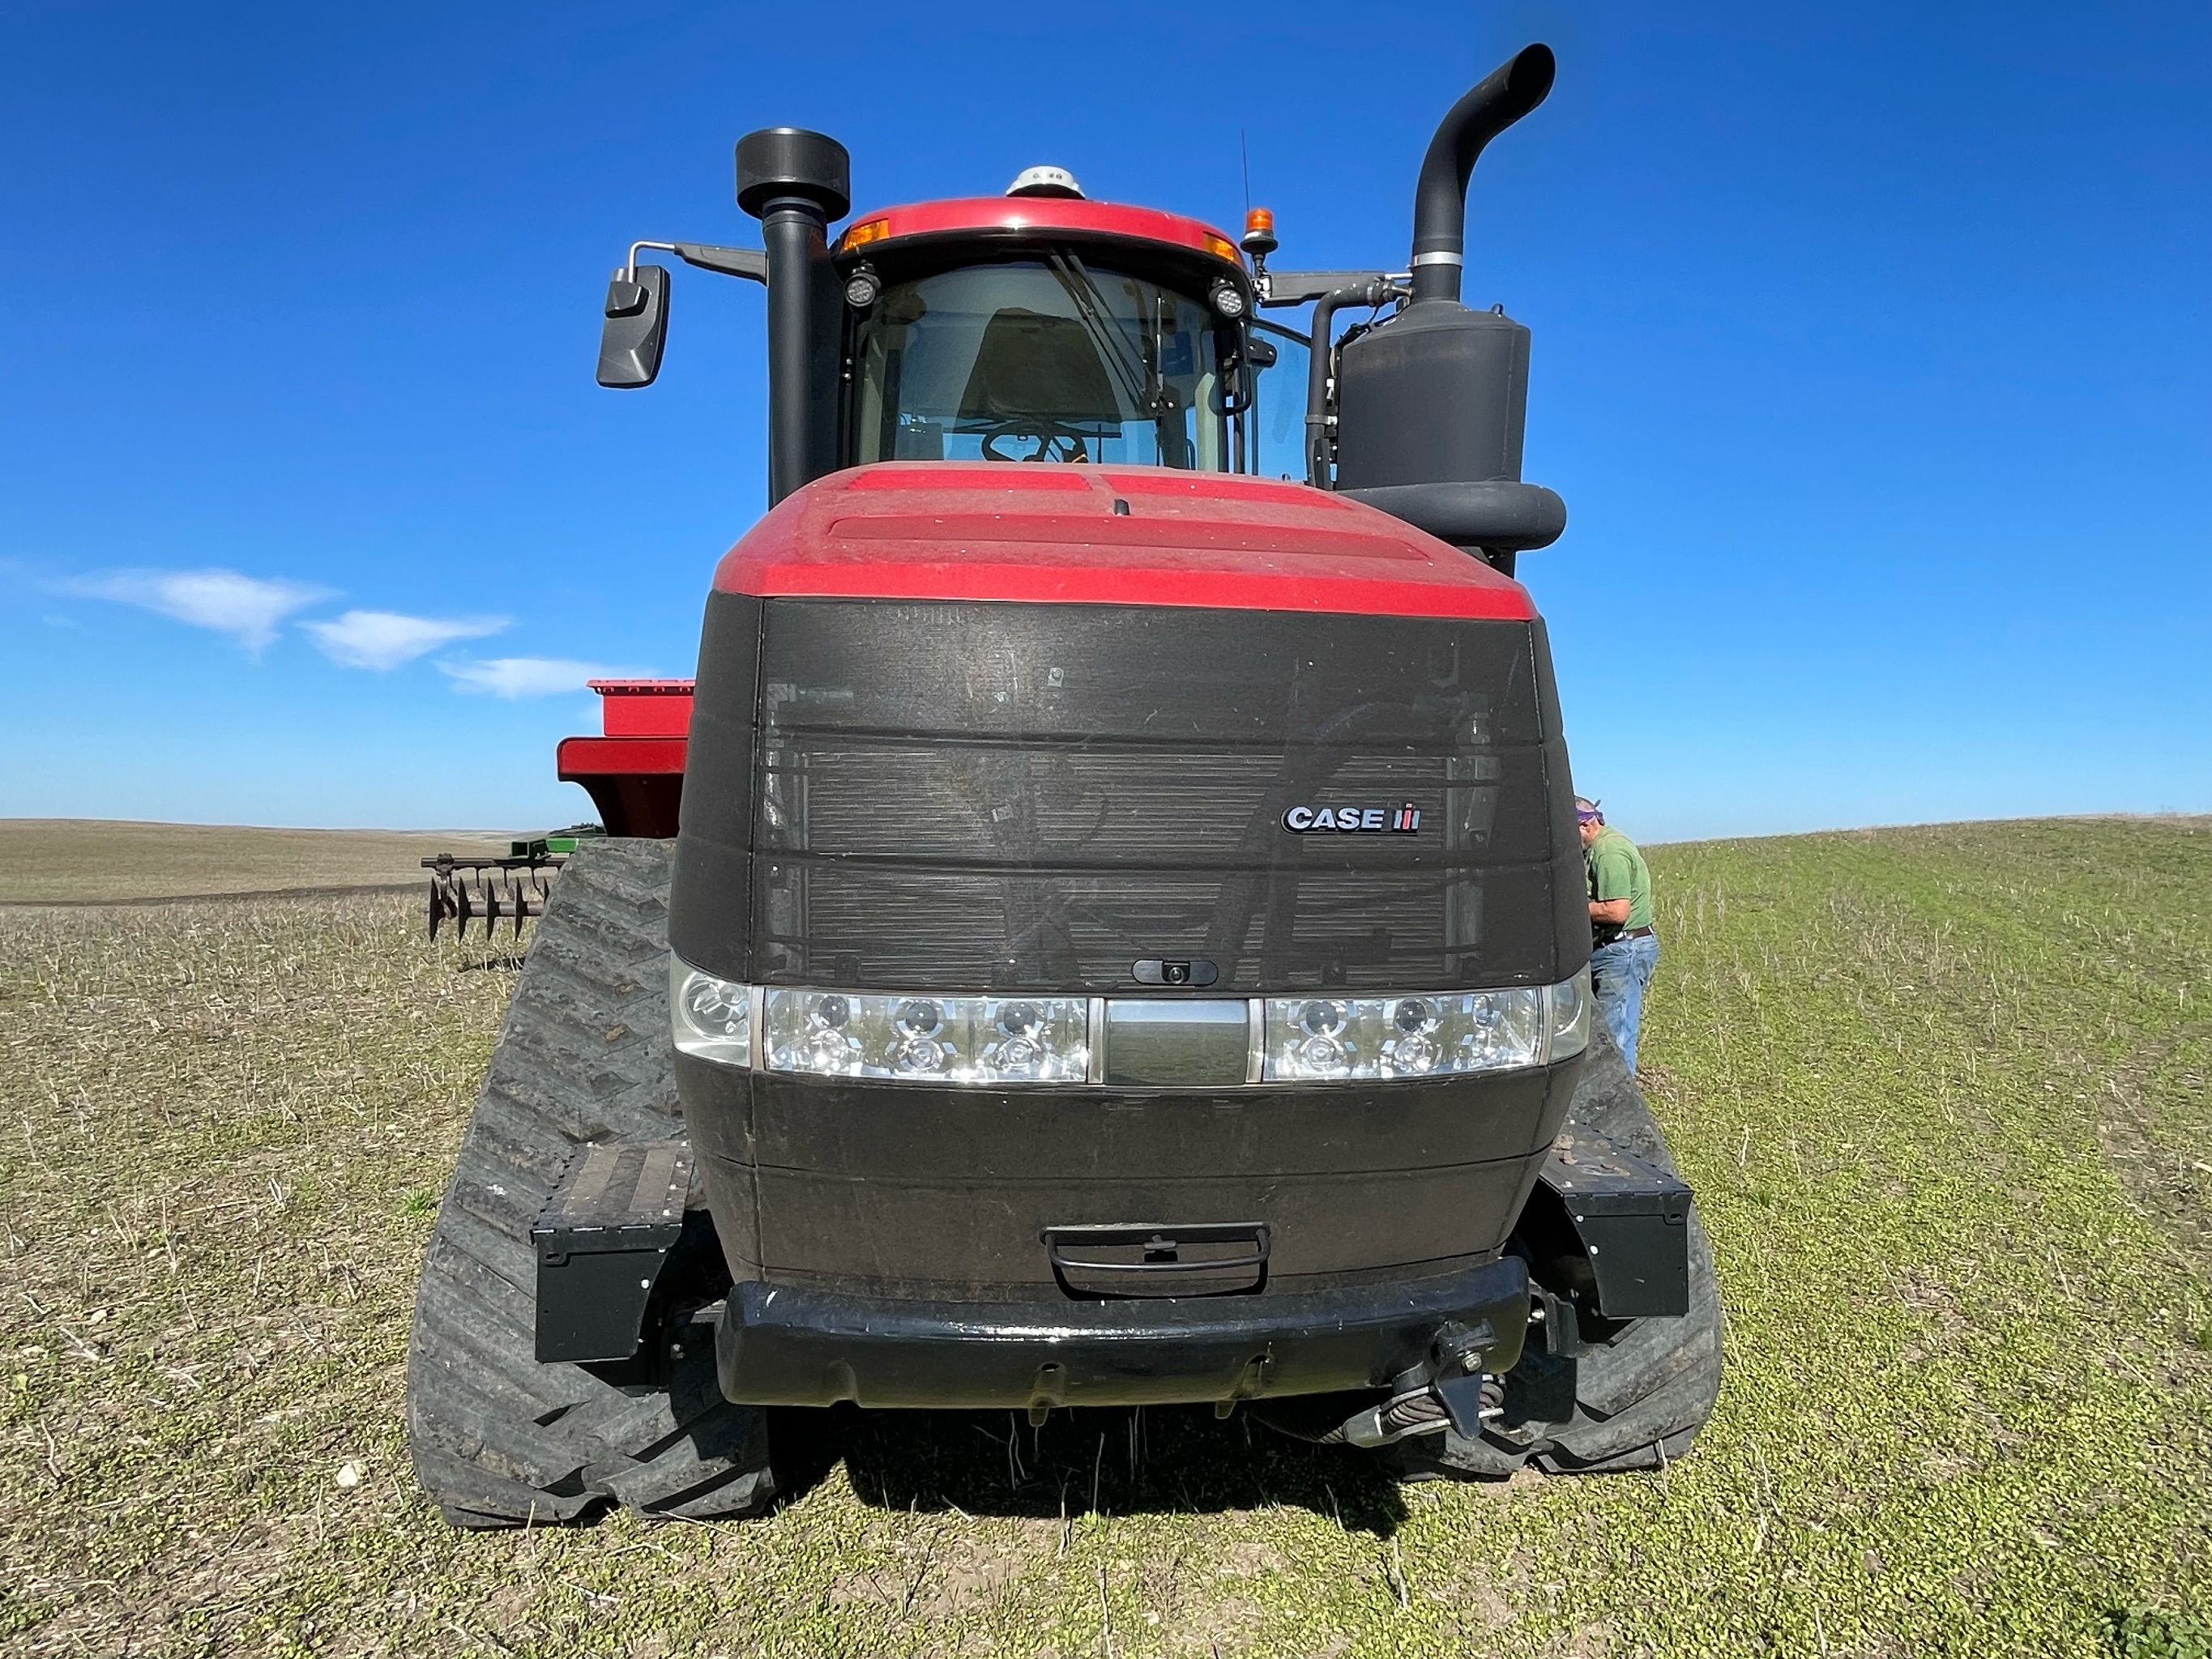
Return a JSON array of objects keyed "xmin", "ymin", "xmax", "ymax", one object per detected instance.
[{"xmin": 596, "ymin": 264, "xmax": 670, "ymax": 389}]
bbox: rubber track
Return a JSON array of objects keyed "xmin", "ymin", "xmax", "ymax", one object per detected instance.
[
  {"xmin": 404, "ymin": 839, "xmax": 775, "ymax": 1526},
  {"xmin": 1387, "ymin": 1019, "xmax": 1725, "ymax": 1482}
]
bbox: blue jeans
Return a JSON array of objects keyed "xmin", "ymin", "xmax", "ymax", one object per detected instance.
[{"xmin": 1590, "ymin": 933, "xmax": 1660, "ymax": 1073}]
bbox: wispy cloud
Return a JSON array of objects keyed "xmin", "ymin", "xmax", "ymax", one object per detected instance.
[
  {"xmin": 440, "ymin": 657, "xmax": 623, "ymax": 698},
  {"xmin": 62, "ymin": 567, "xmax": 335, "ymax": 651},
  {"xmin": 303, "ymin": 608, "xmax": 507, "ymax": 671}
]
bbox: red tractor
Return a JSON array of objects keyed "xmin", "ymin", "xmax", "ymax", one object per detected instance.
[{"xmin": 407, "ymin": 44, "xmax": 1721, "ymax": 1526}]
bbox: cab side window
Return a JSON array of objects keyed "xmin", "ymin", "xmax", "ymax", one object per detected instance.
[{"xmin": 1246, "ymin": 322, "xmax": 1312, "ymax": 481}]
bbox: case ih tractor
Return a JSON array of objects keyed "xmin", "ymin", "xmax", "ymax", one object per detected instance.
[{"xmin": 406, "ymin": 44, "xmax": 1722, "ymax": 1526}]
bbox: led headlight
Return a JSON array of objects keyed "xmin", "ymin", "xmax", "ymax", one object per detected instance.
[
  {"xmin": 673, "ymin": 962, "xmax": 1589, "ymax": 1085},
  {"xmin": 762, "ymin": 989, "xmax": 1089, "ymax": 1083},
  {"xmin": 1260, "ymin": 969, "xmax": 1592, "ymax": 1081},
  {"xmin": 669, "ymin": 960, "xmax": 754, "ymax": 1067},
  {"xmin": 1548, "ymin": 966, "xmax": 1593, "ymax": 1060}
]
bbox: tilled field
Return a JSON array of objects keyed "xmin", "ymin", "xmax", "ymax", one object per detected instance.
[
  {"xmin": 0, "ymin": 820, "xmax": 512, "ymax": 906},
  {"xmin": 1, "ymin": 819, "xmax": 2208, "ymax": 1657}
]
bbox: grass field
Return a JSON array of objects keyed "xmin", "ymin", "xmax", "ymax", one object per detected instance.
[{"xmin": 2, "ymin": 817, "xmax": 2208, "ymax": 1657}]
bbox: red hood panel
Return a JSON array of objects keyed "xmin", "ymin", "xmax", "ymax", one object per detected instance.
[{"xmin": 711, "ymin": 463, "xmax": 1539, "ymax": 621}]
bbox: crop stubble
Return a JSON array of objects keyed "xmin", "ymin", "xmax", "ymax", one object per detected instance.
[{"xmin": 0, "ymin": 818, "xmax": 2207, "ymax": 1656}]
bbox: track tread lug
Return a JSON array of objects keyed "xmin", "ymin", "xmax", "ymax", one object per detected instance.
[{"xmin": 407, "ymin": 841, "xmax": 774, "ymax": 1528}]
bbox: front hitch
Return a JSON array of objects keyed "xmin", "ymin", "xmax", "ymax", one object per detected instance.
[{"xmin": 1339, "ymin": 1317, "xmax": 1509, "ymax": 1447}]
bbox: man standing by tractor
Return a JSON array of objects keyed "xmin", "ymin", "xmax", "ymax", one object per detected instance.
[{"xmin": 1578, "ymin": 798, "xmax": 1659, "ymax": 1071}]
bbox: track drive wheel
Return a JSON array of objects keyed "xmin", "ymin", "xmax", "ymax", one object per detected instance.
[
  {"xmin": 406, "ymin": 839, "xmax": 775, "ymax": 1526},
  {"xmin": 1388, "ymin": 1022, "xmax": 1724, "ymax": 1481}
]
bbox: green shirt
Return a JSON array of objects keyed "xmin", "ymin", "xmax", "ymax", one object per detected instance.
[{"xmin": 1586, "ymin": 825, "xmax": 1653, "ymax": 932}]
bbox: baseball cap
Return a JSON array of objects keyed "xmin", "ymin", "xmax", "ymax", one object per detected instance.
[{"xmin": 1574, "ymin": 797, "xmax": 1603, "ymax": 824}]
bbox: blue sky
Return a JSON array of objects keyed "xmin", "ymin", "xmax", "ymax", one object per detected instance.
[{"xmin": 2, "ymin": 0, "xmax": 2205, "ymax": 839}]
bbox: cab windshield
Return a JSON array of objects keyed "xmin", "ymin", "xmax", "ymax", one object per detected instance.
[{"xmin": 851, "ymin": 256, "xmax": 1232, "ymax": 470}]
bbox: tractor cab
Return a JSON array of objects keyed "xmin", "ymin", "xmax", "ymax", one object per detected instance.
[
  {"xmin": 598, "ymin": 139, "xmax": 1322, "ymax": 491},
  {"xmin": 838, "ymin": 189, "xmax": 1260, "ymax": 474}
]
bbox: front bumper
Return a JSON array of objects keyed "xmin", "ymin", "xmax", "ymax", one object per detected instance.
[{"xmin": 715, "ymin": 1256, "xmax": 1531, "ymax": 1410}]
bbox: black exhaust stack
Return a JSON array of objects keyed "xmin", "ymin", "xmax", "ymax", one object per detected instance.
[
  {"xmin": 737, "ymin": 128, "xmax": 851, "ymax": 506},
  {"xmin": 1407, "ymin": 45, "xmax": 1556, "ymax": 304},
  {"xmin": 1333, "ymin": 45, "xmax": 1566, "ymax": 572}
]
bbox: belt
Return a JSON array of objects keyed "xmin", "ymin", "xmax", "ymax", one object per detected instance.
[{"xmin": 1599, "ymin": 927, "xmax": 1655, "ymax": 942}]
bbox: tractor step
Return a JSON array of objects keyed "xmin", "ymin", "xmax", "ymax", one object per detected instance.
[
  {"xmin": 531, "ymin": 1139, "xmax": 695, "ymax": 1363},
  {"xmin": 1534, "ymin": 1124, "xmax": 1693, "ymax": 1320}
]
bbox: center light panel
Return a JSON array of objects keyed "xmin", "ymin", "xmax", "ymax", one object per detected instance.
[{"xmin": 671, "ymin": 960, "xmax": 1592, "ymax": 1083}]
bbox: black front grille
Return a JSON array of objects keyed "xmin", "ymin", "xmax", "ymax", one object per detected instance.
[
  {"xmin": 671, "ymin": 595, "xmax": 1581, "ymax": 992},
  {"xmin": 758, "ymin": 742, "xmax": 1518, "ymax": 864}
]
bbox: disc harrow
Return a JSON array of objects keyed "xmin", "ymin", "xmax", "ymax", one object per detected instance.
[{"xmin": 422, "ymin": 855, "xmax": 564, "ymax": 941}]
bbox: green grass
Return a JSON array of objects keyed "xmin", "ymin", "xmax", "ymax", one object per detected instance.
[{"xmin": 0, "ymin": 818, "xmax": 2207, "ymax": 1656}]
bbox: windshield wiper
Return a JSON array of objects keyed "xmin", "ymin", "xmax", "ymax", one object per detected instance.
[{"xmin": 1047, "ymin": 250, "xmax": 1156, "ymax": 416}]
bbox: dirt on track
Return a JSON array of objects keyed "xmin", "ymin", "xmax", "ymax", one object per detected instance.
[{"xmin": 0, "ymin": 819, "xmax": 2208, "ymax": 1657}]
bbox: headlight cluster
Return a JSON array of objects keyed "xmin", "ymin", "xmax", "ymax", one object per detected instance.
[
  {"xmin": 670, "ymin": 962, "xmax": 1089, "ymax": 1082},
  {"xmin": 1262, "ymin": 968, "xmax": 1590, "ymax": 1081},
  {"xmin": 671, "ymin": 959, "xmax": 1591, "ymax": 1085},
  {"xmin": 669, "ymin": 959, "xmax": 754, "ymax": 1065},
  {"xmin": 1548, "ymin": 967, "xmax": 1593, "ymax": 1061},
  {"xmin": 762, "ymin": 989, "xmax": 1091, "ymax": 1082}
]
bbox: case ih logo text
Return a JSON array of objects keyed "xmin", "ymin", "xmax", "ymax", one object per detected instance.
[{"xmin": 1283, "ymin": 803, "xmax": 1422, "ymax": 834}]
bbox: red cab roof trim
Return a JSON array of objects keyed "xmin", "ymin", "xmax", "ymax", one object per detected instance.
[
  {"xmin": 712, "ymin": 463, "xmax": 1539, "ymax": 624},
  {"xmin": 840, "ymin": 196, "xmax": 1244, "ymax": 267}
]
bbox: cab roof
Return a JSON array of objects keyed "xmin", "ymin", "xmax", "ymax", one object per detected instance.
[{"xmin": 839, "ymin": 196, "xmax": 1245, "ymax": 271}]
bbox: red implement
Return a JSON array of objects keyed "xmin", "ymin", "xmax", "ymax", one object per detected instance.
[{"xmin": 556, "ymin": 679, "xmax": 694, "ymax": 838}]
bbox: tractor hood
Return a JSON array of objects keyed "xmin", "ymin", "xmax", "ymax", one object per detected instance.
[
  {"xmin": 710, "ymin": 463, "xmax": 1537, "ymax": 622},
  {"xmin": 672, "ymin": 462, "xmax": 1585, "ymax": 1003},
  {"xmin": 669, "ymin": 460, "xmax": 1589, "ymax": 1306}
]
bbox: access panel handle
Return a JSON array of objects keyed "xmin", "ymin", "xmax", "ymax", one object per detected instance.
[{"xmin": 1043, "ymin": 1222, "xmax": 1271, "ymax": 1276}]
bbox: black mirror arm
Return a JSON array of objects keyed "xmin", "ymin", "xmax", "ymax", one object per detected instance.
[
  {"xmin": 673, "ymin": 242, "xmax": 768, "ymax": 284},
  {"xmin": 1257, "ymin": 269, "xmax": 1400, "ymax": 308},
  {"xmin": 622, "ymin": 239, "xmax": 770, "ymax": 285}
]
